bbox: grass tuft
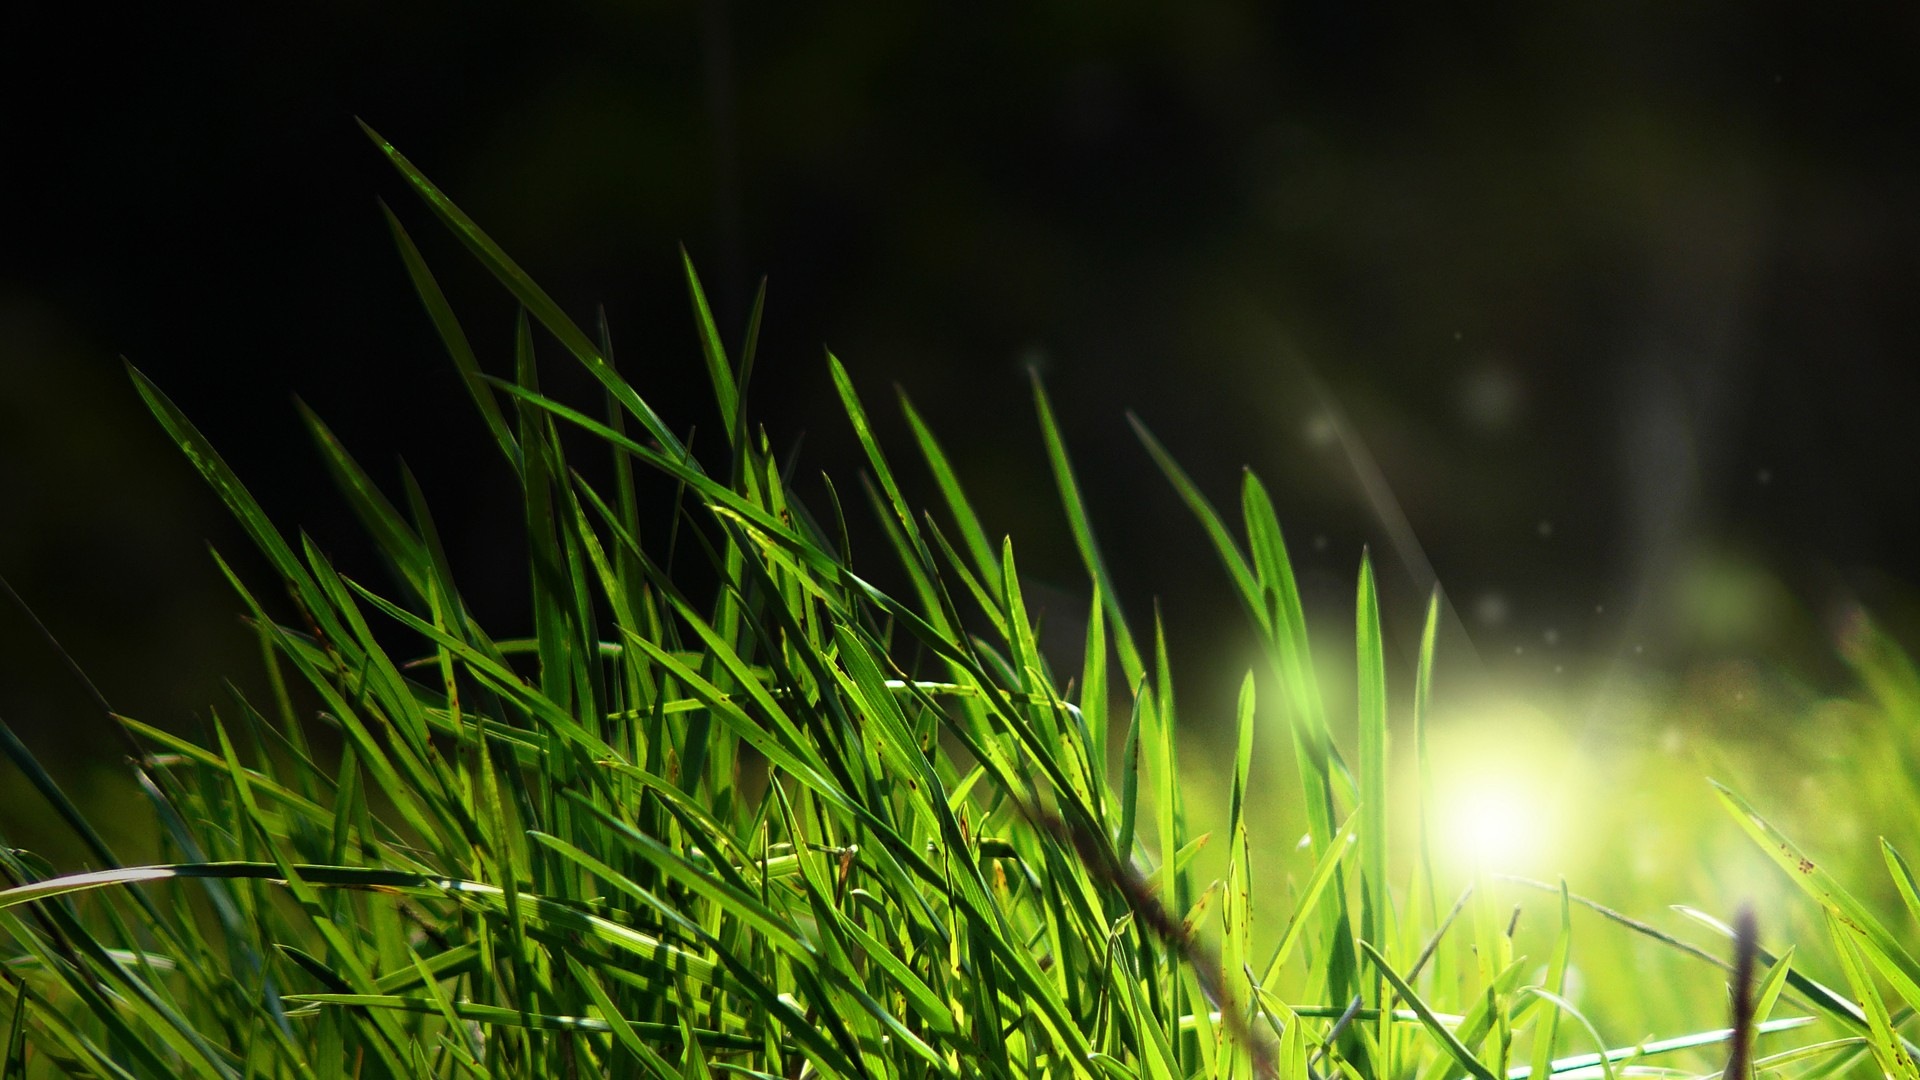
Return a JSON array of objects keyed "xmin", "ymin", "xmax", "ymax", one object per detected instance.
[{"xmin": 1, "ymin": 126, "xmax": 1916, "ymax": 1080}]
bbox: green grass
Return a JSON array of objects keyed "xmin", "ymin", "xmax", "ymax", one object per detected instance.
[{"xmin": 3, "ymin": 123, "xmax": 1920, "ymax": 1079}]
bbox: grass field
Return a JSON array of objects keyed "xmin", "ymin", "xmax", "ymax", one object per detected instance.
[{"xmin": 3, "ymin": 125, "xmax": 1919, "ymax": 1080}]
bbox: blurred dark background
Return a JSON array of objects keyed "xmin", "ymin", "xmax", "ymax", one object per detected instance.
[{"xmin": 4, "ymin": 3, "xmax": 1920, "ymax": 800}]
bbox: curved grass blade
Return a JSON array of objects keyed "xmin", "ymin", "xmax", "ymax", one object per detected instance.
[
  {"xmin": 359, "ymin": 120, "xmax": 688, "ymax": 462},
  {"xmin": 1712, "ymin": 781, "xmax": 1920, "ymax": 1012},
  {"xmin": 1360, "ymin": 940, "xmax": 1499, "ymax": 1080}
]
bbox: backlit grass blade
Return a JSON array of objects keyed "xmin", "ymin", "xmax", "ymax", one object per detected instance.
[
  {"xmin": 1505, "ymin": 1017, "xmax": 1817, "ymax": 1080},
  {"xmin": 1261, "ymin": 812, "xmax": 1359, "ymax": 985},
  {"xmin": 1513, "ymin": 989, "xmax": 1612, "ymax": 1080},
  {"xmin": 680, "ymin": 248, "xmax": 741, "ymax": 445},
  {"xmin": 297, "ymin": 401, "xmax": 429, "ymax": 598},
  {"xmin": 1883, "ymin": 840, "xmax": 1920, "ymax": 933},
  {"xmin": 1414, "ymin": 587, "xmax": 1442, "ymax": 932},
  {"xmin": 1712, "ymin": 781, "xmax": 1920, "ymax": 1010},
  {"xmin": 901, "ymin": 388, "xmax": 1003, "ymax": 597},
  {"xmin": 1527, "ymin": 882, "xmax": 1574, "ymax": 1080},
  {"xmin": 379, "ymin": 200, "xmax": 522, "ymax": 475},
  {"xmin": 285, "ymin": 994, "xmax": 760, "ymax": 1047},
  {"xmin": 1526, "ymin": 882, "xmax": 1868, "ymax": 1035},
  {"xmin": 360, "ymin": 119, "xmax": 688, "ymax": 461},
  {"xmin": 1825, "ymin": 910, "xmax": 1920, "ymax": 1080},
  {"xmin": 128, "ymin": 365, "xmax": 343, "ymax": 650},
  {"xmin": 1226, "ymin": 669, "xmax": 1258, "ymax": 1047},
  {"xmin": 1360, "ymin": 940, "xmax": 1500, "ymax": 1080},
  {"xmin": 1126, "ymin": 412, "xmax": 1264, "ymax": 635},
  {"xmin": 1356, "ymin": 552, "xmax": 1389, "ymax": 967},
  {"xmin": 1032, "ymin": 369, "xmax": 1141, "ymax": 684}
]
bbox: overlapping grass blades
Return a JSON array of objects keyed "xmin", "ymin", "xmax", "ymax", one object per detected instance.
[{"xmin": 0, "ymin": 124, "xmax": 1887, "ymax": 1078}]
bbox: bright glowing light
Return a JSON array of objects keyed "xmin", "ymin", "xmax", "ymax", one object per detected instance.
[
  {"xmin": 1443, "ymin": 784, "xmax": 1545, "ymax": 867},
  {"xmin": 1428, "ymin": 700, "xmax": 1579, "ymax": 874}
]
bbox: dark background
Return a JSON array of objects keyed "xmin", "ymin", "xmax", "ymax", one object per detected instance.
[{"xmin": 5, "ymin": 3, "xmax": 1919, "ymax": 788}]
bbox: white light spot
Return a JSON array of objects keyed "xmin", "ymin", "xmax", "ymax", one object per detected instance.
[
  {"xmin": 1444, "ymin": 785, "xmax": 1545, "ymax": 867},
  {"xmin": 1543, "ymin": 628, "xmax": 1560, "ymax": 647},
  {"xmin": 1537, "ymin": 520, "xmax": 1554, "ymax": 538},
  {"xmin": 1313, "ymin": 534, "xmax": 1329, "ymax": 552},
  {"xmin": 1756, "ymin": 468, "xmax": 1772, "ymax": 485}
]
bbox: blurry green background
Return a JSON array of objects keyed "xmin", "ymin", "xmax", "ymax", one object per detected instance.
[{"xmin": 5, "ymin": 2, "xmax": 1920, "ymax": 974}]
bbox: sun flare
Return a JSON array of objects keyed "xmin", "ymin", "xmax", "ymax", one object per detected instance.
[
  {"xmin": 1443, "ymin": 783, "xmax": 1546, "ymax": 867},
  {"xmin": 1429, "ymin": 703, "xmax": 1577, "ymax": 874}
]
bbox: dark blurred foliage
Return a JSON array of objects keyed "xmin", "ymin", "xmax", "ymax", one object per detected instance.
[{"xmin": 4, "ymin": 1, "xmax": 1920, "ymax": 788}]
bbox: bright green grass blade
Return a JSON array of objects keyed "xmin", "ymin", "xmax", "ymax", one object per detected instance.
[
  {"xmin": 1277, "ymin": 999, "xmax": 1309, "ymax": 1080},
  {"xmin": 1415, "ymin": 955, "xmax": 1527, "ymax": 1080},
  {"xmin": 378, "ymin": 200, "xmax": 522, "ymax": 475},
  {"xmin": 1, "ymin": 860, "xmax": 727, "ymax": 991},
  {"xmin": 831, "ymin": 353, "xmax": 954, "ymax": 636},
  {"xmin": 564, "ymin": 955, "xmax": 680, "ymax": 1079},
  {"xmin": 1356, "ymin": 553, "xmax": 1388, "ymax": 965},
  {"xmin": 1147, "ymin": 609, "xmax": 1191, "ymax": 988},
  {"xmin": 1883, "ymin": 840, "xmax": 1920, "ymax": 933},
  {"xmin": 1527, "ymin": 882, "xmax": 1574, "ymax": 1080},
  {"xmin": 1506, "ymin": 1017, "xmax": 1817, "ymax": 1080},
  {"xmin": 297, "ymin": 400, "xmax": 429, "ymax": 598},
  {"xmin": 1240, "ymin": 471, "xmax": 1328, "ymax": 762},
  {"xmin": 127, "ymin": 365, "xmax": 343, "ymax": 654},
  {"xmin": 1824, "ymin": 910, "xmax": 1920, "ymax": 1080},
  {"xmin": 921, "ymin": 513, "xmax": 1011, "ymax": 641},
  {"xmin": 900, "ymin": 387, "xmax": 1003, "ymax": 598},
  {"xmin": 400, "ymin": 943, "xmax": 480, "ymax": 1070},
  {"xmin": 211, "ymin": 723, "xmax": 416, "ymax": 1077},
  {"xmin": 1414, "ymin": 587, "xmax": 1441, "ymax": 932},
  {"xmin": 285, "ymin": 994, "xmax": 760, "ymax": 1048},
  {"xmin": 1712, "ymin": 781, "xmax": 1920, "ymax": 1010},
  {"xmin": 1031, "ymin": 369, "xmax": 1141, "ymax": 684},
  {"xmin": 858, "ymin": 471, "xmax": 960, "ymax": 657},
  {"xmin": 526, "ymin": 830, "xmax": 812, "ymax": 965},
  {"xmin": 1752, "ymin": 1036, "xmax": 1869, "ymax": 1075},
  {"xmin": 680, "ymin": 248, "xmax": 741, "ymax": 446},
  {"xmin": 1079, "ymin": 584, "xmax": 1111, "ymax": 785},
  {"xmin": 1126, "ymin": 412, "xmax": 1265, "ymax": 635},
  {"xmin": 1118, "ymin": 683, "xmax": 1144, "ymax": 861},
  {"xmin": 836, "ymin": 917, "xmax": 960, "ymax": 1037},
  {"xmin": 1361, "ymin": 940, "xmax": 1500, "ymax": 1080},
  {"xmin": 1752, "ymin": 945, "xmax": 1799, "ymax": 1046},
  {"xmin": 1528, "ymin": 882, "xmax": 1867, "ymax": 1036},
  {"xmin": 1229, "ymin": 671, "xmax": 1257, "ymax": 850},
  {"xmin": 1226, "ymin": 669, "xmax": 1258, "ymax": 1024},
  {"xmin": 1513, "ymin": 989, "xmax": 1612, "ymax": 1080},
  {"xmin": 360, "ymin": 120, "xmax": 688, "ymax": 461},
  {"xmin": 1118, "ymin": 954, "xmax": 1181, "ymax": 1080},
  {"xmin": 1260, "ymin": 812, "xmax": 1359, "ymax": 985}
]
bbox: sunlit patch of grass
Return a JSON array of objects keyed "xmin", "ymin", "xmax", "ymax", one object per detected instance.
[{"xmin": 0, "ymin": 123, "xmax": 1918, "ymax": 1080}]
